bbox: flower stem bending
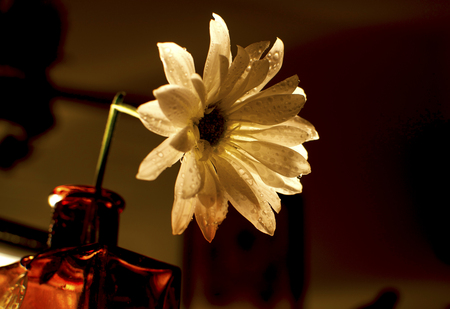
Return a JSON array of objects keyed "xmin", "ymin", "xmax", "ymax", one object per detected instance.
[{"xmin": 94, "ymin": 92, "xmax": 139, "ymax": 192}]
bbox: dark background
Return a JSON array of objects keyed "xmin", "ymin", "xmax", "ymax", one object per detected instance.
[{"xmin": 1, "ymin": 0, "xmax": 450, "ymax": 308}]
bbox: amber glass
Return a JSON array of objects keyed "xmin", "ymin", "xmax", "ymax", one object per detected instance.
[{"xmin": 0, "ymin": 185, "xmax": 181, "ymax": 309}]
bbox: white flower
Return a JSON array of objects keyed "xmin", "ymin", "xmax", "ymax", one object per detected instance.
[{"xmin": 136, "ymin": 13, "xmax": 318, "ymax": 242}]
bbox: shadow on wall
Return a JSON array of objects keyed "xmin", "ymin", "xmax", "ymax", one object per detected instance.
[
  {"xmin": 0, "ymin": 0, "xmax": 66, "ymax": 169},
  {"xmin": 183, "ymin": 194, "xmax": 306, "ymax": 309},
  {"xmin": 282, "ymin": 12, "xmax": 450, "ymax": 309},
  {"xmin": 404, "ymin": 119, "xmax": 450, "ymax": 265},
  {"xmin": 282, "ymin": 16, "xmax": 450, "ymax": 266}
]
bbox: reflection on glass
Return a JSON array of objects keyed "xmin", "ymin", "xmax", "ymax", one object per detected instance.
[{"xmin": 0, "ymin": 185, "xmax": 181, "ymax": 309}]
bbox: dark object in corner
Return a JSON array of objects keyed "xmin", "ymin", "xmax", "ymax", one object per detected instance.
[
  {"xmin": 0, "ymin": 0, "xmax": 65, "ymax": 169},
  {"xmin": 356, "ymin": 288, "xmax": 399, "ymax": 309}
]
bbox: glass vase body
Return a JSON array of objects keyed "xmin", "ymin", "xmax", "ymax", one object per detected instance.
[{"xmin": 0, "ymin": 185, "xmax": 181, "ymax": 309}]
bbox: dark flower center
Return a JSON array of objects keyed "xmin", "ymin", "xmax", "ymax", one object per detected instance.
[{"xmin": 197, "ymin": 108, "xmax": 226, "ymax": 146}]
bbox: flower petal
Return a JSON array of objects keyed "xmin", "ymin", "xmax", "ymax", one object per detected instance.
[
  {"xmin": 203, "ymin": 13, "xmax": 231, "ymax": 97},
  {"xmin": 227, "ymin": 42, "xmax": 272, "ymax": 103},
  {"xmin": 171, "ymin": 195, "xmax": 196, "ymax": 235},
  {"xmin": 237, "ymin": 38, "xmax": 284, "ymax": 100},
  {"xmin": 191, "ymin": 73, "xmax": 207, "ymax": 112},
  {"xmin": 170, "ymin": 124, "xmax": 197, "ymax": 152},
  {"xmin": 206, "ymin": 54, "xmax": 230, "ymax": 105},
  {"xmin": 253, "ymin": 177, "xmax": 281, "ymax": 213},
  {"xmin": 230, "ymin": 147, "xmax": 303, "ymax": 195},
  {"xmin": 239, "ymin": 59, "xmax": 270, "ymax": 95},
  {"xmin": 158, "ymin": 42, "xmax": 195, "ymax": 91},
  {"xmin": 228, "ymin": 93, "xmax": 306, "ymax": 125},
  {"xmin": 225, "ymin": 147, "xmax": 282, "ymax": 212},
  {"xmin": 236, "ymin": 75, "xmax": 300, "ymax": 107},
  {"xmin": 154, "ymin": 84, "xmax": 200, "ymax": 127},
  {"xmin": 258, "ymin": 38, "xmax": 284, "ymax": 91},
  {"xmin": 137, "ymin": 100, "xmax": 178, "ymax": 137},
  {"xmin": 282, "ymin": 115, "xmax": 319, "ymax": 141},
  {"xmin": 212, "ymin": 154, "xmax": 258, "ymax": 204},
  {"xmin": 213, "ymin": 154, "xmax": 276, "ymax": 235},
  {"xmin": 231, "ymin": 145, "xmax": 304, "ymax": 195},
  {"xmin": 195, "ymin": 161, "xmax": 228, "ymax": 242},
  {"xmin": 136, "ymin": 136, "xmax": 183, "ymax": 181},
  {"xmin": 236, "ymin": 125, "xmax": 311, "ymax": 147},
  {"xmin": 291, "ymin": 144, "xmax": 308, "ymax": 160},
  {"xmin": 217, "ymin": 45, "xmax": 250, "ymax": 100},
  {"xmin": 176, "ymin": 151, "xmax": 204, "ymax": 199},
  {"xmin": 233, "ymin": 140, "xmax": 311, "ymax": 177},
  {"xmin": 251, "ymin": 159, "xmax": 286, "ymax": 188},
  {"xmin": 245, "ymin": 41, "xmax": 270, "ymax": 61},
  {"xmin": 221, "ymin": 58, "xmax": 270, "ymax": 110},
  {"xmin": 171, "ymin": 151, "xmax": 206, "ymax": 234},
  {"xmin": 252, "ymin": 160, "xmax": 303, "ymax": 195},
  {"xmin": 195, "ymin": 198, "xmax": 228, "ymax": 242},
  {"xmin": 197, "ymin": 161, "xmax": 218, "ymax": 207},
  {"xmin": 276, "ymin": 176, "xmax": 303, "ymax": 195}
]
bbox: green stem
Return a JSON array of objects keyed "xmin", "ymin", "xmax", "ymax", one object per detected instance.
[{"xmin": 94, "ymin": 92, "xmax": 140, "ymax": 192}]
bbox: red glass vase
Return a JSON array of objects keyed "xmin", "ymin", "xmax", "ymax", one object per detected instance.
[{"xmin": 0, "ymin": 185, "xmax": 181, "ymax": 309}]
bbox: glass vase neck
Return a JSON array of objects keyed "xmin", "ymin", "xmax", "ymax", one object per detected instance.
[{"xmin": 47, "ymin": 185, "xmax": 125, "ymax": 249}]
